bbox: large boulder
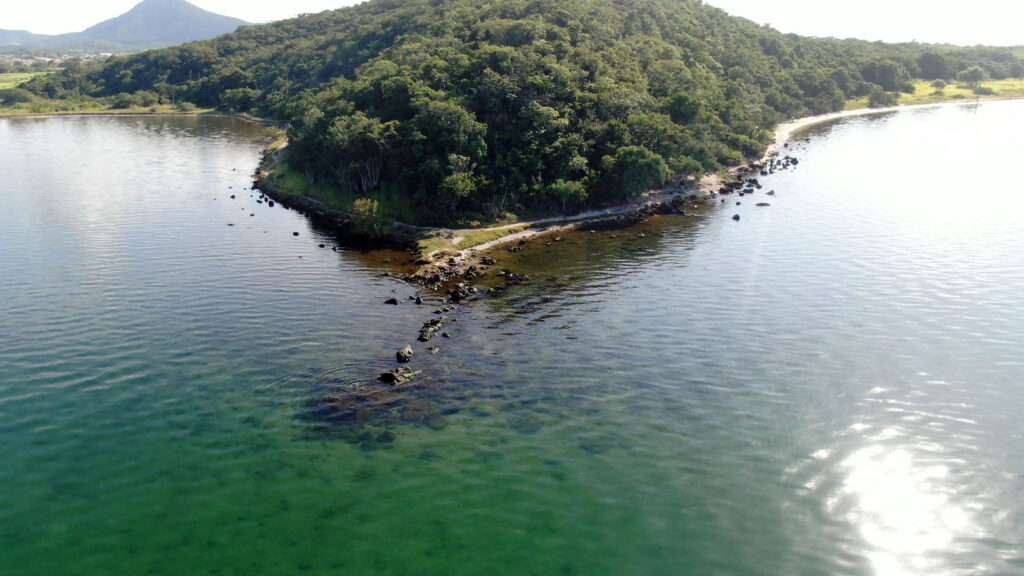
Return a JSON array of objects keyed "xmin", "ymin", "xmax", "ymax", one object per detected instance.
[{"xmin": 396, "ymin": 345, "xmax": 414, "ymax": 363}]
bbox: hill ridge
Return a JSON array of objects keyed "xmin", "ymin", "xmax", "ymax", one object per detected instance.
[{"xmin": 1, "ymin": 0, "xmax": 247, "ymax": 53}]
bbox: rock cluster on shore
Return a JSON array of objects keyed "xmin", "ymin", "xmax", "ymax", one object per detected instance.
[{"xmin": 577, "ymin": 193, "xmax": 697, "ymax": 231}]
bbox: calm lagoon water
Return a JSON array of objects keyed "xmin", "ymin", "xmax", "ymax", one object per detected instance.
[{"xmin": 2, "ymin": 104, "xmax": 1023, "ymax": 575}]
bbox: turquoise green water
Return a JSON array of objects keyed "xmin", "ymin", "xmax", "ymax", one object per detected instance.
[{"xmin": 2, "ymin": 105, "xmax": 1023, "ymax": 575}]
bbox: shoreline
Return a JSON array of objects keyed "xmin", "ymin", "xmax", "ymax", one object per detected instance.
[
  {"xmin": 10, "ymin": 97, "xmax": 1016, "ymax": 265},
  {"xmin": 391, "ymin": 97, "xmax": 1021, "ymax": 353},
  {"xmin": 440, "ymin": 97, "xmax": 1024, "ymax": 267},
  {"xmin": 0, "ymin": 109, "xmax": 284, "ymax": 127},
  {"xmin": 765, "ymin": 96, "xmax": 1024, "ymax": 157}
]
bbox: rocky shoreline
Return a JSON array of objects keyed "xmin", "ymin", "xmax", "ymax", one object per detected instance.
[
  {"xmin": 256, "ymin": 141, "xmax": 803, "ymax": 439},
  {"xmin": 265, "ymin": 99, "xmax": 1022, "ymax": 443}
]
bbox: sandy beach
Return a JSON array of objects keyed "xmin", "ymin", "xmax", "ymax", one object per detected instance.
[{"xmin": 761, "ymin": 99, "xmax": 1016, "ymax": 159}]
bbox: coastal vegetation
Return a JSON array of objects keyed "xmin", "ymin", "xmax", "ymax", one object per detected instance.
[
  {"xmin": 6, "ymin": 0, "xmax": 1024, "ymax": 228},
  {"xmin": 0, "ymin": 87, "xmax": 213, "ymax": 116},
  {"xmin": 844, "ymin": 77, "xmax": 1024, "ymax": 109}
]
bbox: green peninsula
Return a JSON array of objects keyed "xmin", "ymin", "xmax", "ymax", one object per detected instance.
[{"xmin": 8, "ymin": 0, "xmax": 1024, "ymax": 230}]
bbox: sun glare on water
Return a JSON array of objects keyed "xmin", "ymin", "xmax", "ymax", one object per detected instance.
[{"xmin": 838, "ymin": 437, "xmax": 973, "ymax": 575}]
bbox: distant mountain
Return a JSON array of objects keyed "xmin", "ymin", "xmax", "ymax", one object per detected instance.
[
  {"xmin": 1, "ymin": 0, "xmax": 247, "ymax": 54},
  {"xmin": 75, "ymin": 0, "xmax": 248, "ymax": 47},
  {"xmin": 0, "ymin": 29, "xmax": 51, "ymax": 47}
]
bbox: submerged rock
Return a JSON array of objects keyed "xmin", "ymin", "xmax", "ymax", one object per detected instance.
[
  {"xmin": 314, "ymin": 377, "xmax": 421, "ymax": 423},
  {"xmin": 378, "ymin": 366, "xmax": 419, "ymax": 385},
  {"xmin": 384, "ymin": 297, "xmax": 399, "ymax": 305},
  {"xmin": 424, "ymin": 413, "xmax": 449, "ymax": 430},
  {"xmin": 419, "ymin": 316, "xmax": 450, "ymax": 342},
  {"xmin": 579, "ymin": 440, "xmax": 609, "ymax": 454},
  {"xmin": 510, "ymin": 414, "xmax": 543, "ymax": 435}
]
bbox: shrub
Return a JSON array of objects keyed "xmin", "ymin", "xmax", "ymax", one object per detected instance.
[
  {"xmin": 547, "ymin": 179, "xmax": 587, "ymax": 213},
  {"xmin": 598, "ymin": 146, "xmax": 669, "ymax": 201},
  {"xmin": 135, "ymin": 90, "xmax": 159, "ymax": 107},
  {"xmin": 351, "ymin": 197, "xmax": 384, "ymax": 237},
  {"xmin": 0, "ymin": 88, "xmax": 34, "ymax": 105},
  {"xmin": 867, "ymin": 86, "xmax": 899, "ymax": 108},
  {"xmin": 111, "ymin": 92, "xmax": 135, "ymax": 109}
]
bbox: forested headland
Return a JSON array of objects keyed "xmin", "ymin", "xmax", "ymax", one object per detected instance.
[{"xmin": 12, "ymin": 0, "xmax": 1024, "ymax": 226}]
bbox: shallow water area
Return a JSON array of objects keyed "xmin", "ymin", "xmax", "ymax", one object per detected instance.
[{"xmin": 2, "ymin": 103, "xmax": 1024, "ymax": 575}]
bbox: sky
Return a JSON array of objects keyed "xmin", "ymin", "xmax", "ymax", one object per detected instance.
[
  {"xmin": 2, "ymin": 0, "xmax": 1023, "ymax": 47},
  {"xmin": 705, "ymin": 0, "xmax": 1024, "ymax": 46},
  {"xmin": 1, "ymin": 0, "xmax": 364, "ymax": 35}
]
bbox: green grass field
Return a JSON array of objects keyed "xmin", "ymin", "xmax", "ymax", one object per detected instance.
[
  {"xmin": 846, "ymin": 78, "xmax": 1024, "ymax": 110},
  {"xmin": 416, "ymin": 224, "xmax": 529, "ymax": 256},
  {"xmin": 0, "ymin": 72, "xmax": 44, "ymax": 90}
]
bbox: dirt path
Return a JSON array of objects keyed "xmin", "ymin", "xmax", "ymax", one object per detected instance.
[
  {"xmin": 437, "ymin": 185, "xmax": 694, "ymax": 260},
  {"xmin": 435, "ymin": 106, "xmax": 890, "ymax": 260}
]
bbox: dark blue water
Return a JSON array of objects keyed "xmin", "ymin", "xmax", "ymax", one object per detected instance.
[{"xmin": 2, "ymin": 104, "xmax": 1023, "ymax": 575}]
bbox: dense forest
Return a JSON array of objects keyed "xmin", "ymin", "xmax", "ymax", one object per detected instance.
[{"xmin": 20, "ymin": 0, "xmax": 1024, "ymax": 224}]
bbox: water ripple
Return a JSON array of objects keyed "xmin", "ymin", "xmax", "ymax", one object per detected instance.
[{"xmin": 3, "ymin": 104, "xmax": 1024, "ymax": 576}]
